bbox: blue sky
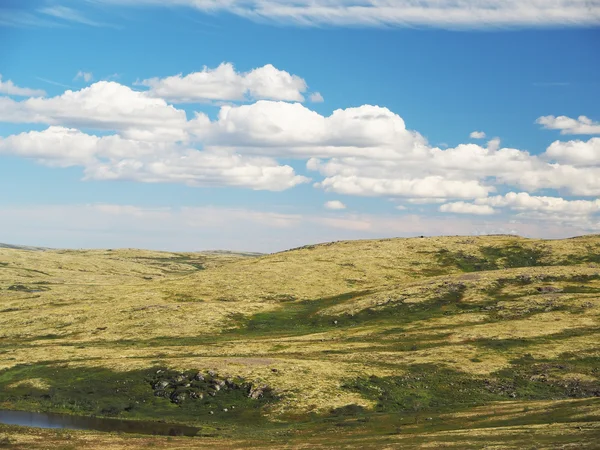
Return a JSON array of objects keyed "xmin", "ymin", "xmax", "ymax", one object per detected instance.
[{"xmin": 0, "ymin": 0, "xmax": 599, "ymax": 251}]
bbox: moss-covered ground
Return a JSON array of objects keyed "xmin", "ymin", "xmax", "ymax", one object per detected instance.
[{"xmin": 0, "ymin": 235, "xmax": 599, "ymax": 448}]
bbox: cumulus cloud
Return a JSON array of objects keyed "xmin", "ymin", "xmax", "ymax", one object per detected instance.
[
  {"xmin": 469, "ymin": 131, "xmax": 486, "ymax": 139},
  {"xmin": 324, "ymin": 200, "xmax": 346, "ymax": 210},
  {"xmin": 440, "ymin": 202, "xmax": 496, "ymax": 215},
  {"xmin": 140, "ymin": 63, "xmax": 307, "ymax": 103},
  {"xmin": 0, "ymin": 126, "xmax": 309, "ymax": 191},
  {"xmin": 200, "ymin": 101, "xmax": 420, "ymax": 154},
  {"xmin": 0, "ymin": 75, "xmax": 45, "ymax": 97},
  {"xmin": 93, "ymin": 0, "xmax": 600, "ymax": 28},
  {"xmin": 545, "ymin": 138, "xmax": 600, "ymax": 166},
  {"xmin": 2, "ymin": 74, "xmax": 600, "ymax": 219},
  {"xmin": 0, "ymin": 81, "xmax": 189, "ymax": 142},
  {"xmin": 196, "ymin": 101, "xmax": 600, "ymax": 198},
  {"xmin": 537, "ymin": 115, "xmax": 600, "ymax": 135},
  {"xmin": 75, "ymin": 71, "xmax": 94, "ymax": 83}
]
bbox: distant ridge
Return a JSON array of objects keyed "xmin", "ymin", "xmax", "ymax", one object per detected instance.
[
  {"xmin": 198, "ymin": 250, "xmax": 265, "ymax": 257},
  {"xmin": 0, "ymin": 243, "xmax": 48, "ymax": 251},
  {"xmin": 0, "ymin": 243, "xmax": 263, "ymax": 256}
]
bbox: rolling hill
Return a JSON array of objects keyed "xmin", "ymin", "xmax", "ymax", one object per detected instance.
[{"xmin": 0, "ymin": 235, "xmax": 599, "ymax": 448}]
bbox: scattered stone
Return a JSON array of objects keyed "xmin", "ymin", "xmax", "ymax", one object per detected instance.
[{"xmin": 148, "ymin": 369, "xmax": 274, "ymax": 406}]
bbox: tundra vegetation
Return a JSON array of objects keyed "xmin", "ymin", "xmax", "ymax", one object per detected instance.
[{"xmin": 0, "ymin": 235, "xmax": 599, "ymax": 448}]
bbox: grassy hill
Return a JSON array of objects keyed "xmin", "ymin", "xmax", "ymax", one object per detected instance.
[{"xmin": 0, "ymin": 235, "xmax": 599, "ymax": 448}]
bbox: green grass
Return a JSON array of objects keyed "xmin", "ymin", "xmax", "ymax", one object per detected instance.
[
  {"xmin": 343, "ymin": 356, "xmax": 600, "ymax": 415},
  {"xmin": 0, "ymin": 364, "xmax": 278, "ymax": 428},
  {"xmin": 436, "ymin": 244, "xmax": 554, "ymax": 272}
]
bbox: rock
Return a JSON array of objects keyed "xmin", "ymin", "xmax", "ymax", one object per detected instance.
[
  {"xmin": 223, "ymin": 408, "xmax": 228, "ymax": 412},
  {"xmin": 249, "ymin": 384, "xmax": 269, "ymax": 399},
  {"xmin": 208, "ymin": 370, "xmax": 217, "ymax": 377},
  {"xmin": 209, "ymin": 411, "xmax": 214, "ymax": 415},
  {"xmin": 171, "ymin": 392, "xmax": 187, "ymax": 404},
  {"xmin": 194, "ymin": 373, "xmax": 205, "ymax": 381},
  {"xmin": 154, "ymin": 380, "xmax": 169, "ymax": 390}
]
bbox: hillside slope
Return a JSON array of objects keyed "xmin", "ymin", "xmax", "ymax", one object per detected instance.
[{"xmin": 0, "ymin": 235, "xmax": 599, "ymax": 448}]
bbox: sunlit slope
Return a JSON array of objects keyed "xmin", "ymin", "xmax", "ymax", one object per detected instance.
[
  {"xmin": 0, "ymin": 235, "xmax": 599, "ymax": 448},
  {"xmin": 164, "ymin": 234, "xmax": 600, "ymax": 301}
]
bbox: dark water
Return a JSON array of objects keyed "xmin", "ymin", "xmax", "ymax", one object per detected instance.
[{"xmin": 0, "ymin": 409, "xmax": 199, "ymax": 436}]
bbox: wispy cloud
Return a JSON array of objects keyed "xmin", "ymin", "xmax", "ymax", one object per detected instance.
[
  {"xmin": 39, "ymin": 6, "xmax": 107, "ymax": 27},
  {"xmin": 0, "ymin": 8, "xmax": 58, "ymax": 28},
  {"xmin": 91, "ymin": 0, "xmax": 600, "ymax": 29},
  {"xmin": 35, "ymin": 77, "xmax": 73, "ymax": 89}
]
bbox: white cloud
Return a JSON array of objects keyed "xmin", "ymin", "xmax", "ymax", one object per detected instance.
[
  {"xmin": 537, "ymin": 115, "xmax": 600, "ymax": 135},
  {"xmin": 201, "ymin": 101, "xmax": 420, "ymax": 154},
  {"xmin": 469, "ymin": 130, "xmax": 486, "ymax": 139},
  {"xmin": 0, "ymin": 126, "xmax": 309, "ymax": 191},
  {"xmin": 140, "ymin": 63, "xmax": 307, "ymax": 103},
  {"xmin": 317, "ymin": 175, "xmax": 493, "ymax": 199},
  {"xmin": 324, "ymin": 200, "xmax": 346, "ymax": 210},
  {"xmin": 0, "ymin": 81, "xmax": 189, "ymax": 142},
  {"xmin": 193, "ymin": 101, "xmax": 600, "ymax": 199},
  {"xmin": 75, "ymin": 71, "xmax": 94, "ymax": 83},
  {"xmin": 92, "ymin": 1, "xmax": 600, "ymax": 28},
  {"xmin": 2, "ymin": 75, "xmax": 600, "ymax": 208},
  {"xmin": 440, "ymin": 202, "xmax": 496, "ymax": 215},
  {"xmin": 0, "ymin": 75, "xmax": 45, "ymax": 97},
  {"xmin": 477, "ymin": 192, "xmax": 600, "ymax": 216},
  {"xmin": 545, "ymin": 138, "xmax": 600, "ymax": 166},
  {"xmin": 310, "ymin": 92, "xmax": 324, "ymax": 103}
]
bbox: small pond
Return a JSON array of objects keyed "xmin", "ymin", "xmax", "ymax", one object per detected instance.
[{"xmin": 0, "ymin": 409, "xmax": 200, "ymax": 436}]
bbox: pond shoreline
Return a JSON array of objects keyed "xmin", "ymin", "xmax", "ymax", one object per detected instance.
[{"xmin": 0, "ymin": 409, "xmax": 200, "ymax": 437}]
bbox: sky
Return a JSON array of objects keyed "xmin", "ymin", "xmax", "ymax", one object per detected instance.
[{"xmin": 0, "ymin": 0, "xmax": 599, "ymax": 252}]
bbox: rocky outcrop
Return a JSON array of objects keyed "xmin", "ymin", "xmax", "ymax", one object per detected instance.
[{"xmin": 147, "ymin": 369, "xmax": 275, "ymax": 406}]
